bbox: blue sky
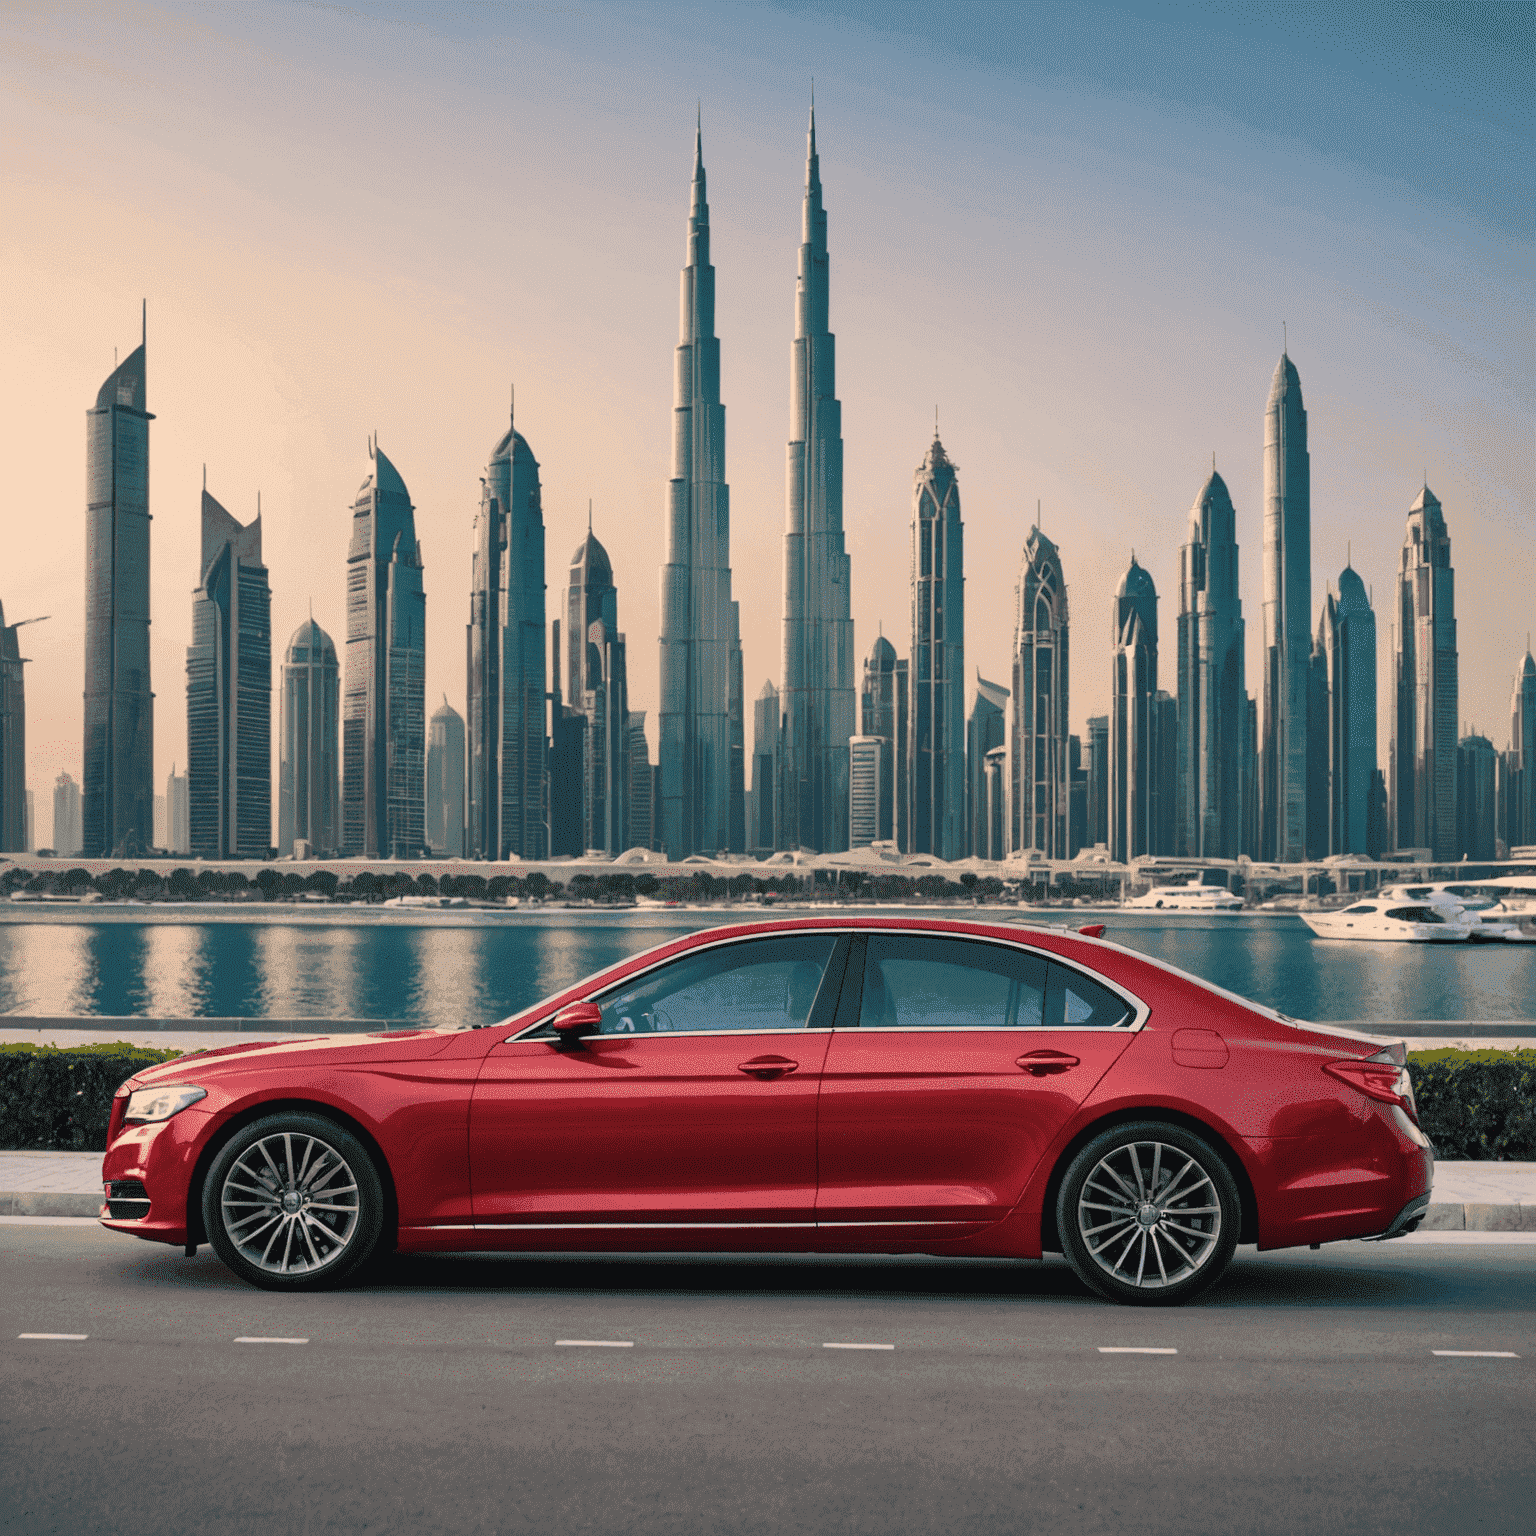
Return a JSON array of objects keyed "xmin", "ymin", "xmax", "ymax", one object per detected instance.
[{"xmin": 3, "ymin": 0, "xmax": 1530, "ymax": 815}]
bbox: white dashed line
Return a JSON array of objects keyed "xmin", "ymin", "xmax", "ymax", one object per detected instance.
[
  {"xmin": 1098, "ymin": 1347, "xmax": 1178, "ymax": 1354},
  {"xmin": 555, "ymin": 1339, "xmax": 634, "ymax": 1348},
  {"xmin": 823, "ymin": 1342, "xmax": 896, "ymax": 1351},
  {"xmin": 234, "ymin": 1336, "xmax": 309, "ymax": 1345},
  {"xmin": 17, "ymin": 1333, "xmax": 88, "ymax": 1341},
  {"xmin": 1432, "ymin": 1350, "xmax": 1519, "ymax": 1358}
]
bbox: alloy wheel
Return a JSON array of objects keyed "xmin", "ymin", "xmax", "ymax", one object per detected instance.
[
  {"xmin": 1076, "ymin": 1139, "xmax": 1223, "ymax": 1290},
  {"xmin": 219, "ymin": 1130, "xmax": 362, "ymax": 1277}
]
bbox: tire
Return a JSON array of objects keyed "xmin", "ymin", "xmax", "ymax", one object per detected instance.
[
  {"xmin": 1056, "ymin": 1121, "xmax": 1240, "ymax": 1306},
  {"xmin": 203, "ymin": 1113, "xmax": 384, "ymax": 1291}
]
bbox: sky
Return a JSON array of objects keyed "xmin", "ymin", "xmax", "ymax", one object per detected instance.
[{"xmin": 2, "ymin": 0, "xmax": 1531, "ymax": 847}]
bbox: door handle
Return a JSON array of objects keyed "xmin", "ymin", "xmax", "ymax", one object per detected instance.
[
  {"xmin": 737, "ymin": 1056, "xmax": 799, "ymax": 1080},
  {"xmin": 1016, "ymin": 1050, "xmax": 1080, "ymax": 1076}
]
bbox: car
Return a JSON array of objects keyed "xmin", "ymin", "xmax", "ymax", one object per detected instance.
[{"xmin": 99, "ymin": 916, "xmax": 1434, "ymax": 1306}]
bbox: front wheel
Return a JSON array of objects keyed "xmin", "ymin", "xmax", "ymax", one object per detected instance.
[
  {"xmin": 1056, "ymin": 1121, "xmax": 1240, "ymax": 1306},
  {"xmin": 203, "ymin": 1113, "xmax": 384, "ymax": 1291}
]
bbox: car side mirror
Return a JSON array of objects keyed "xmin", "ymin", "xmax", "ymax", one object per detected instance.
[{"xmin": 550, "ymin": 1001, "xmax": 603, "ymax": 1049}]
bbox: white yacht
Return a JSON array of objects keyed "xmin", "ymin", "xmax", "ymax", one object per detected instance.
[
  {"xmin": 1375, "ymin": 883, "xmax": 1531, "ymax": 942},
  {"xmin": 1124, "ymin": 882, "xmax": 1244, "ymax": 912},
  {"xmin": 1300, "ymin": 900, "xmax": 1473, "ymax": 943}
]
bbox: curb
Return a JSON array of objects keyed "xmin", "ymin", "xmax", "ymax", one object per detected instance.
[{"xmin": 1, "ymin": 1194, "xmax": 1533, "ymax": 1229}]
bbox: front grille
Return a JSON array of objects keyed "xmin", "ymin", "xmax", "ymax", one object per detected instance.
[{"xmin": 106, "ymin": 1179, "xmax": 150, "ymax": 1220}]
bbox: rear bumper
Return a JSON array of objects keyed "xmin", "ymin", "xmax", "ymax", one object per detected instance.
[{"xmin": 1358, "ymin": 1191, "xmax": 1433, "ymax": 1241}]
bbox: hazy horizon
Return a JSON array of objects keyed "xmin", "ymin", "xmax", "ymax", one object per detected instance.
[{"xmin": 4, "ymin": 1, "xmax": 1530, "ymax": 847}]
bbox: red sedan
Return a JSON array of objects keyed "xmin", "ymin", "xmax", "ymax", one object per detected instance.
[{"xmin": 100, "ymin": 917, "xmax": 1433, "ymax": 1306}]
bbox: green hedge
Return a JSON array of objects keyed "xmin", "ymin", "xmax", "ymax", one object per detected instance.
[
  {"xmin": 1, "ymin": 1041, "xmax": 1531, "ymax": 1158},
  {"xmin": 1406, "ymin": 1049, "xmax": 1536, "ymax": 1161},
  {"xmin": 0, "ymin": 1042, "xmax": 182, "ymax": 1152}
]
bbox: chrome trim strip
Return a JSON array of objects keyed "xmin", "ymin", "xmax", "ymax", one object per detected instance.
[{"xmin": 411, "ymin": 1219, "xmax": 975, "ymax": 1232}]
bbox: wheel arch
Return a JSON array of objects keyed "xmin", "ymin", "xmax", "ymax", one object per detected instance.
[
  {"xmin": 186, "ymin": 1098, "xmax": 399, "ymax": 1253},
  {"xmin": 1036, "ymin": 1106, "xmax": 1260, "ymax": 1252}
]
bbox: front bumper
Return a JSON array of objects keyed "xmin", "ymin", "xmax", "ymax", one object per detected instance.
[{"xmin": 97, "ymin": 1108, "xmax": 216, "ymax": 1246}]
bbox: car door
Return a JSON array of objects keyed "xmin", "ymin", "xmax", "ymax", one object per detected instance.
[
  {"xmin": 469, "ymin": 931, "xmax": 849, "ymax": 1235},
  {"xmin": 815, "ymin": 932, "xmax": 1138, "ymax": 1238}
]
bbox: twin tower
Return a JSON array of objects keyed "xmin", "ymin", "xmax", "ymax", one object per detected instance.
[{"xmin": 659, "ymin": 109, "xmax": 854, "ymax": 859}]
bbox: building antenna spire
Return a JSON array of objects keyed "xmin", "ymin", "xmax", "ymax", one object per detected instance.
[
  {"xmin": 1283, "ymin": 320, "xmax": 1287, "ymax": 355},
  {"xmin": 1347, "ymin": 539, "xmax": 1351, "ymax": 569},
  {"xmin": 202, "ymin": 463, "xmax": 206, "ymax": 491},
  {"xmin": 510, "ymin": 382, "xmax": 515, "ymax": 427},
  {"xmin": 141, "ymin": 298, "xmax": 146, "ymax": 347},
  {"xmin": 588, "ymin": 497, "xmax": 593, "ymax": 533}
]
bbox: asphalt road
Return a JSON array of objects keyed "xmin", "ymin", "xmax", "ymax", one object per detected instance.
[{"xmin": 3, "ymin": 1225, "xmax": 1532, "ymax": 1536}]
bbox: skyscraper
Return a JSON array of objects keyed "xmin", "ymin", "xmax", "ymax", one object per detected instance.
[
  {"xmin": 1392, "ymin": 486, "xmax": 1459, "ymax": 858},
  {"xmin": 966, "ymin": 674, "xmax": 1008, "ymax": 858},
  {"xmin": 83, "ymin": 320, "xmax": 154, "ymax": 857},
  {"xmin": 1010, "ymin": 526, "xmax": 1070, "ymax": 859},
  {"xmin": 1456, "ymin": 734, "xmax": 1496, "ymax": 861},
  {"xmin": 858, "ymin": 636, "xmax": 908, "ymax": 848},
  {"xmin": 278, "ymin": 619, "xmax": 339, "ymax": 856},
  {"xmin": 52, "ymin": 773, "xmax": 82, "ymax": 858},
  {"xmin": 426, "ymin": 698, "xmax": 465, "ymax": 857},
  {"xmin": 343, "ymin": 442, "xmax": 426, "ymax": 858},
  {"xmin": 1086, "ymin": 714, "xmax": 1109, "ymax": 851},
  {"xmin": 750, "ymin": 683, "xmax": 778, "ymax": 853},
  {"xmin": 778, "ymin": 106, "xmax": 855, "ymax": 854},
  {"xmin": 0, "ymin": 601, "xmax": 27, "ymax": 853},
  {"xmin": 658, "ymin": 123, "xmax": 743, "ymax": 861},
  {"xmin": 1506, "ymin": 648, "xmax": 1536, "ymax": 849},
  {"xmin": 466, "ymin": 410, "xmax": 545, "ymax": 860},
  {"xmin": 1110, "ymin": 556, "xmax": 1158, "ymax": 864},
  {"xmin": 1306, "ymin": 604, "xmax": 1331, "ymax": 859},
  {"xmin": 166, "ymin": 766, "xmax": 188, "ymax": 854},
  {"xmin": 626, "ymin": 711, "xmax": 656, "ymax": 853},
  {"xmin": 567, "ymin": 529, "xmax": 629, "ymax": 855},
  {"xmin": 1176, "ymin": 470, "xmax": 1246, "ymax": 858},
  {"xmin": 187, "ymin": 489, "xmax": 270, "ymax": 859},
  {"xmin": 848, "ymin": 737, "xmax": 883, "ymax": 849},
  {"xmin": 908, "ymin": 432, "xmax": 965, "ymax": 859},
  {"xmin": 1260, "ymin": 350, "xmax": 1312, "ymax": 862},
  {"xmin": 1322, "ymin": 566, "xmax": 1378, "ymax": 855}
]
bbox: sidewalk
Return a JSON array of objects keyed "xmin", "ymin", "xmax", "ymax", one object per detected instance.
[{"xmin": 3, "ymin": 1151, "xmax": 1534, "ymax": 1228}]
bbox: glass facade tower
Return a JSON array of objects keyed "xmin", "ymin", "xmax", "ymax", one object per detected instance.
[{"xmin": 279, "ymin": 618, "xmax": 339, "ymax": 855}]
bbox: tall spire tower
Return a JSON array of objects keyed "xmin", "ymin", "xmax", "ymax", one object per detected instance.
[
  {"xmin": 1260, "ymin": 348, "xmax": 1312, "ymax": 862},
  {"xmin": 778, "ymin": 102, "xmax": 854, "ymax": 852},
  {"xmin": 658, "ymin": 119, "xmax": 743, "ymax": 858}
]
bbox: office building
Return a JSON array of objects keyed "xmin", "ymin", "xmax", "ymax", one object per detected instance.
[
  {"xmin": 52, "ymin": 772, "xmax": 82, "ymax": 857},
  {"xmin": 0, "ymin": 600, "xmax": 28, "ymax": 852},
  {"xmin": 966, "ymin": 674, "xmax": 1008, "ymax": 858},
  {"xmin": 1110, "ymin": 555, "xmax": 1159, "ymax": 863},
  {"xmin": 658, "ymin": 124, "xmax": 744, "ymax": 860},
  {"xmin": 1321, "ymin": 566, "xmax": 1378, "ymax": 855},
  {"xmin": 1505, "ymin": 648, "xmax": 1536, "ymax": 850},
  {"xmin": 567, "ymin": 530, "xmax": 629, "ymax": 856},
  {"xmin": 778, "ymin": 106, "xmax": 855, "ymax": 853},
  {"xmin": 1010, "ymin": 526, "xmax": 1070, "ymax": 859},
  {"xmin": 1391, "ymin": 486, "xmax": 1459, "ymax": 859},
  {"xmin": 750, "ymin": 683, "xmax": 778, "ymax": 854},
  {"xmin": 166, "ymin": 766, "xmax": 189, "ymax": 855},
  {"xmin": 1176, "ymin": 470, "xmax": 1246, "ymax": 858},
  {"xmin": 848, "ymin": 736, "xmax": 883, "ymax": 848},
  {"xmin": 278, "ymin": 619, "xmax": 339, "ymax": 856},
  {"xmin": 466, "ymin": 411, "xmax": 544, "ymax": 860},
  {"xmin": 626, "ymin": 711, "xmax": 656, "ymax": 853},
  {"xmin": 1457, "ymin": 733, "xmax": 1496, "ymax": 861},
  {"xmin": 859, "ymin": 636, "xmax": 909, "ymax": 849},
  {"xmin": 908, "ymin": 432, "xmax": 965, "ymax": 859},
  {"xmin": 426, "ymin": 698, "xmax": 466, "ymax": 858},
  {"xmin": 187, "ymin": 489, "xmax": 270, "ymax": 859},
  {"xmin": 1261, "ymin": 351, "xmax": 1312, "ymax": 862},
  {"xmin": 83, "ymin": 319, "xmax": 154, "ymax": 856}
]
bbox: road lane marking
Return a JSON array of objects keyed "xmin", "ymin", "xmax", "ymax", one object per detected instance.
[
  {"xmin": 234, "ymin": 1336, "xmax": 309, "ymax": 1345},
  {"xmin": 823, "ymin": 1342, "xmax": 896, "ymax": 1350},
  {"xmin": 555, "ymin": 1339, "xmax": 633, "ymax": 1348},
  {"xmin": 17, "ymin": 1333, "xmax": 87, "ymax": 1340},
  {"xmin": 1432, "ymin": 1350, "xmax": 1519, "ymax": 1358},
  {"xmin": 1098, "ymin": 1347, "xmax": 1178, "ymax": 1354}
]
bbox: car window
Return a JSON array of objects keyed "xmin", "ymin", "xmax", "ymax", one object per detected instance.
[
  {"xmin": 1044, "ymin": 963, "xmax": 1134, "ymax": 1028},
  {"xmin": 857, "ymin": 935, "xmax": 1047, "ymax": 1029},
  {"xmin": 592, "ymin": 935, "xmax": 839, "ymax": 1035}
]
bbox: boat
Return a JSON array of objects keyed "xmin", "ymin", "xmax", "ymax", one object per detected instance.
[
  {"xmin": 1299, "ymin": 901, "xmax": 1473, "ymax": 942},
  {"xmin": 1123, "ymin": 881, "xmax": 1244, "ymax": 912},
  {"xmin": 1374, "ymin": 883, "xmax": 1531, "ymax": 942}
]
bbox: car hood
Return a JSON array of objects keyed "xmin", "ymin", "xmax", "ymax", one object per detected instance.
[{"xmin": 129, "ymin": 1028, "xmax": 454, "ymax": 1085}]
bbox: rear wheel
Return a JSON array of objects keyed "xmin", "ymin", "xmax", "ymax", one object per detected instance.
[
  {"xmin": 204, "ymin": 1113, "xmax": 384, "ymax": 1291},
  {"xmin": 1056, "ymin": 1121, "xmax": 1239, "ymax": 1306}
]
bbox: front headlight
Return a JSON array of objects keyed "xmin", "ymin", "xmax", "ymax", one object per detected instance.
[{"xmin": 123, "ymin": 1085, "xmax": 208, "ymax": 1123}]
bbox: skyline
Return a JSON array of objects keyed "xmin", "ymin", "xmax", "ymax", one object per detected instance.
[{"xmin": 4, "ymin": 2, "xmax": 1530, "ymax": 831}]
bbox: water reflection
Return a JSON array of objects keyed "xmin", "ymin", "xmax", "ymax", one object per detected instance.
[{"xmin": 0, "ymin": 912, "xmax": 1529, "ymax": 1024}]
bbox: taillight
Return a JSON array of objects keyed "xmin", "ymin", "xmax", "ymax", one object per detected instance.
[{"xmin": 1325, "ymin": 1051, "xmax": 1418, "ymax": 1122}]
